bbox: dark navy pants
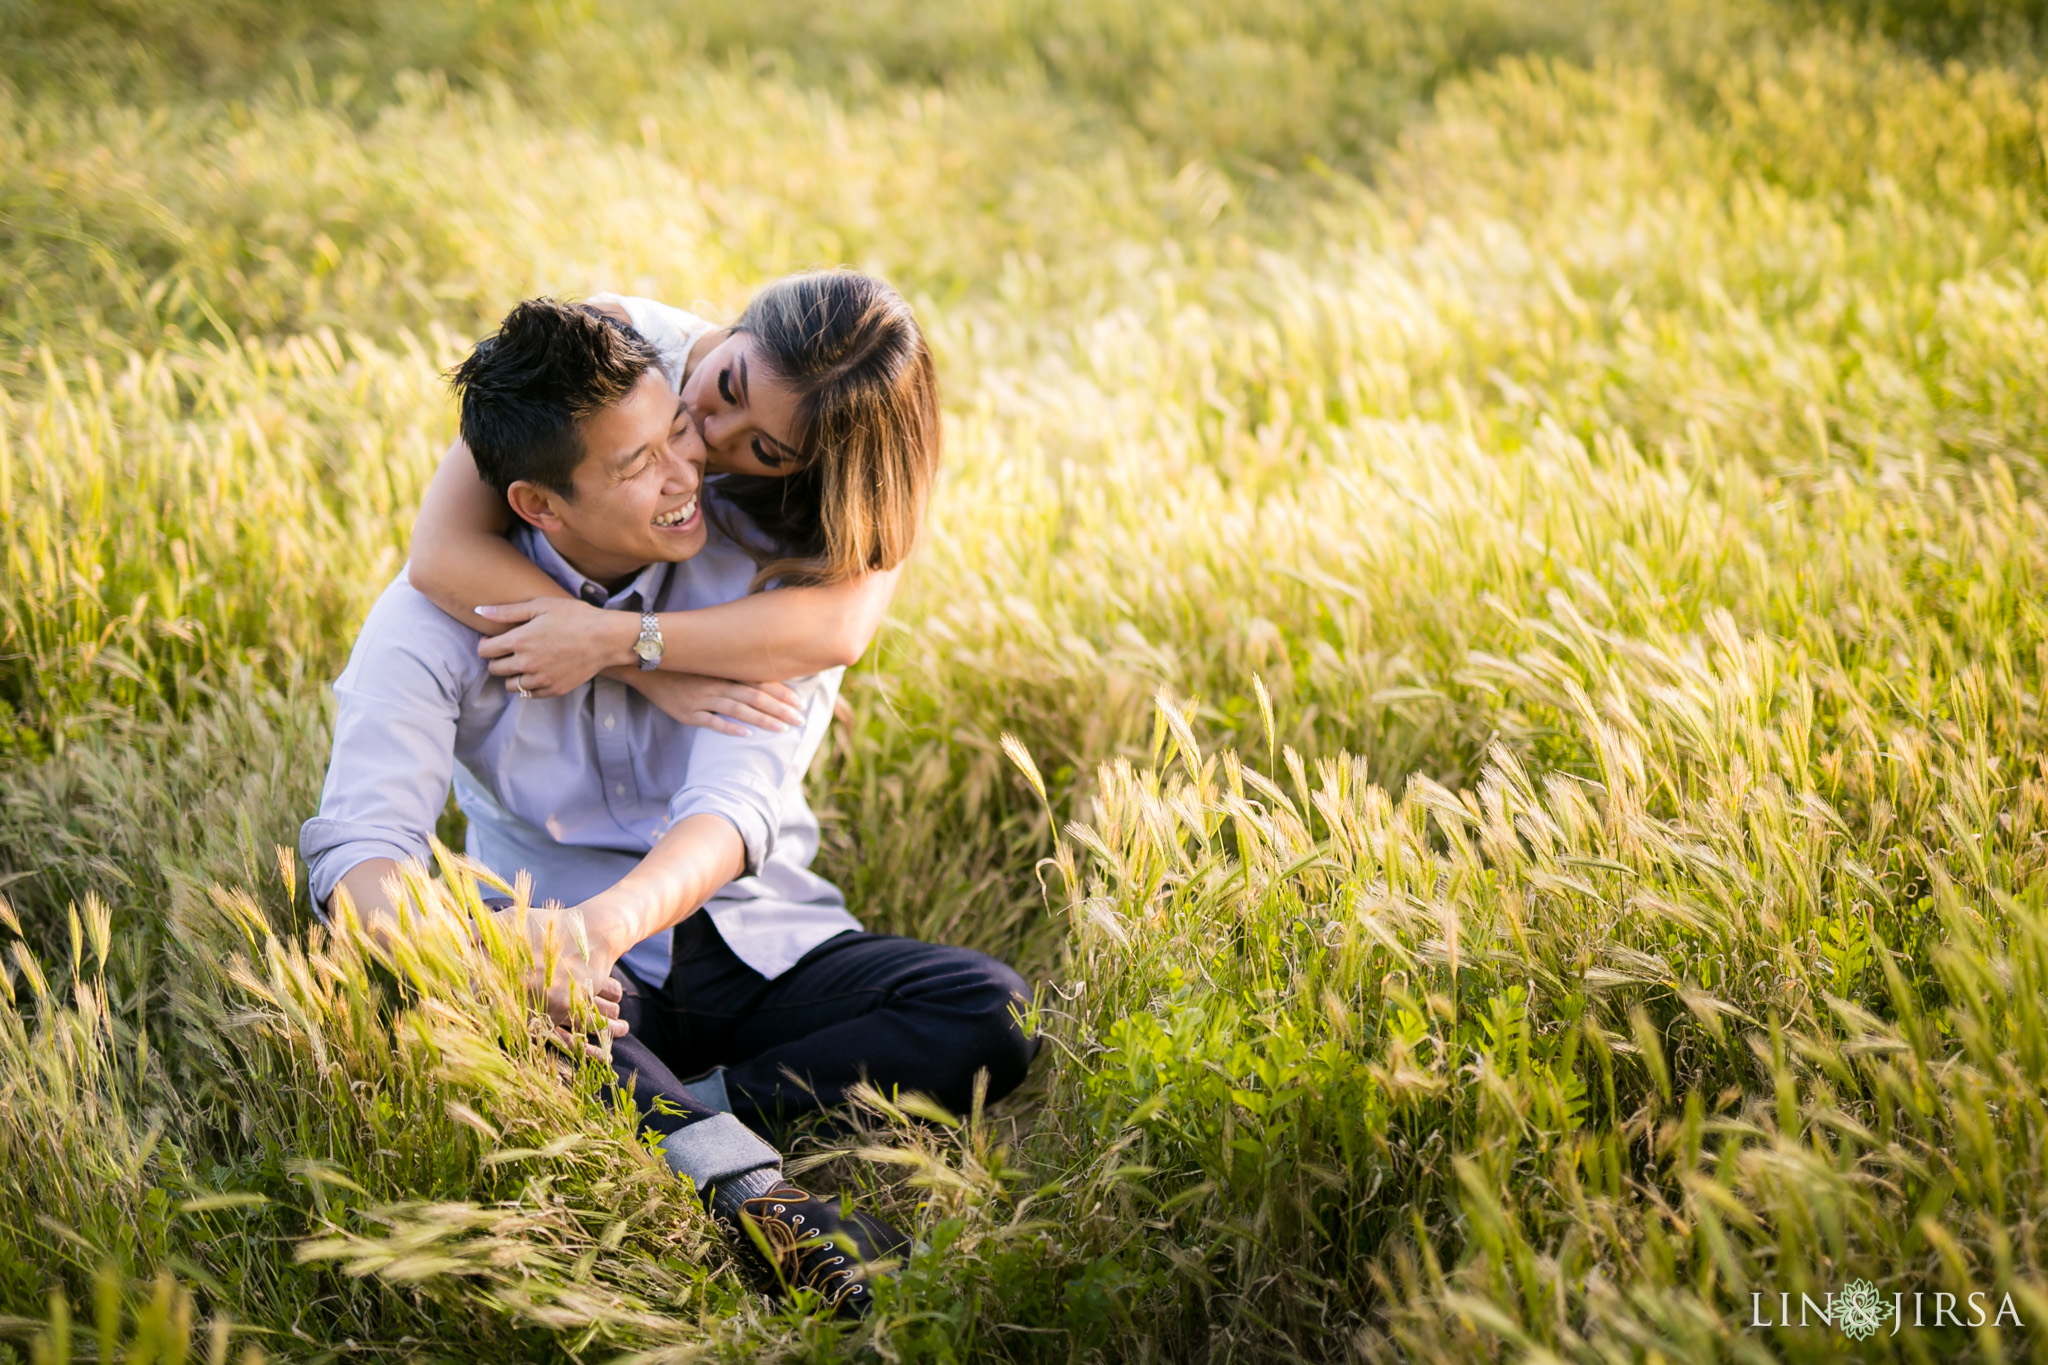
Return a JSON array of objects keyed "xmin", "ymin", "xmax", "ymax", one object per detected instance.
[{"xmin": 609, "ymin": 912, "xmax": 1037, "ymax": 1137}]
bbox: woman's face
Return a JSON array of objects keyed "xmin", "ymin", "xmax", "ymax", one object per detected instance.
[{"xmin": 683, "ymin": 329, "xmax": 804, "ymax": 478}]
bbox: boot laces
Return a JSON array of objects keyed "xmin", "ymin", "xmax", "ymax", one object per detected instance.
[{"xmin": 739, "ymin": 1184, "xmax": 869, "ymax": 1309}]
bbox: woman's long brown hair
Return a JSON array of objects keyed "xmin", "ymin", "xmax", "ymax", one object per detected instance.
[{"xmin": 710, "ymin": 269, "xmax": 940, "ymax": 589}]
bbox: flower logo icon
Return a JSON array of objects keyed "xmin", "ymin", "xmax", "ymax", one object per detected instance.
[{"xmin": 1835, "ymin": 1280, "xmax": 1887, "ymax": 1340}]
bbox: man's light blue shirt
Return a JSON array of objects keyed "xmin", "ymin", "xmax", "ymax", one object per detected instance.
[{"xmin": 300, "ymin": 518, "xmax": 860, "ymax": 983}]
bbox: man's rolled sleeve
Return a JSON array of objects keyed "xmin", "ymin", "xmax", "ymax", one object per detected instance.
[
  {"xmin": 666, "ymin": 773, "xmax": 779, "ymax": 877},
  {"xmin": 661, "ymin": 668, "xmax": 842, "ymax": 878}
]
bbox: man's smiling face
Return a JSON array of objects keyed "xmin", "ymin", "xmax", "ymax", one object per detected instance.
[{"xmin": 505, "ymin": 369, "xmax": 709, "ymax": 586}]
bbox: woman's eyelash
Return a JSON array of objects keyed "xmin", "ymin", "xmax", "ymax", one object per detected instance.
[
  {"xmin": 718, "ymin": 368, "xmax": 734, "ymax": 404},
  {"xmin": 752, "ymin": 438, "xmax": 783, "ymax": 468}
]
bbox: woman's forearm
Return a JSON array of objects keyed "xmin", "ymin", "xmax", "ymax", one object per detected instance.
[
  {"xmin": 474, "ymin": 565, "xmax": 905, "ymax": 693},
  {"xmin": 650, "ymin": 567, "xmax": 903, "ymax": 681},
  {"xmin": 418, "ymin": 536, "xmax": 574, "ymax": 636},
  {"xmin": 409, "ymin": 438, "xmax": 570, "ymax": 635}
]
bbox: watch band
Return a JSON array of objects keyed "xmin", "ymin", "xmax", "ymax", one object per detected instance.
[{"xmin": 636, "ymin": 611, "xmax": 664, "ymax": 670}]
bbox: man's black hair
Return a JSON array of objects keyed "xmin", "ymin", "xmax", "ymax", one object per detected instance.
[{"xmin": 449, "ymin": 298, "xmax": 660, "ymax": 499}]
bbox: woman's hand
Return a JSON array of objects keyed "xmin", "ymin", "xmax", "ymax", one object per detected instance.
[
  {"xmin": 619, "ymin": 669, "xmax": 803, "ymax": 736},
  {"xmin": 476, "ymin": 599, "xmax": 636, "ymax": 697}
]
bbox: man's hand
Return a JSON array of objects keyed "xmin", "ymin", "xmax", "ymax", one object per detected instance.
[
  {"xmin": 475, "ymin": 598, "xmax": 637, "ymax": 697},
  {"xmin": 331, "ymin": 862, "xmax": 628, "ymax": 1050},
  {"xmin": 332, "ymin": 814, "xmax": 743, "ymax": 1053},
  {"xmin": 490, "ymin": 813, "xmax": 743, "ymax": 1050},
  {"xmin": 494, "ymin": 900, "xmax": 632, "ymax": 1040}
]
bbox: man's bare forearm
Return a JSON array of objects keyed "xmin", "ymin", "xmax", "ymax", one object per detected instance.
[
  {"xmin": 582, "ymin": 813, "xmax": 746, "ymax": 960},
  {"xmin": 331, "ymin": 857, "xmax": 406, "ymax": 946},
  {"xmin": 324, "ymin": 814, "xmax": 742, "ymax": 972}
]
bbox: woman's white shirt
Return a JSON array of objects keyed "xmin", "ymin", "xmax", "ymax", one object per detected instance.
[{"xmin": 587, "ymin": 292, "xmax": 719, "ymax": 394}]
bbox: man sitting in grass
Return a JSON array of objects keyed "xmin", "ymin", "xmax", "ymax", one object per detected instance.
[{"xmin": 298, "ymin": 298, "xmax": 1036, "ymax": 1317}]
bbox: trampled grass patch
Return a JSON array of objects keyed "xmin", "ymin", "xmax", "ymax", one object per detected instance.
[{"xmin": 3, "ymin": 1, "xmax": 2048, "ymax": 1359}]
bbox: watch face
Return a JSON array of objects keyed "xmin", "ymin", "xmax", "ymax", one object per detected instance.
[{"xmin": 634, "ymin": 638, "xmax": 663, "ymax": 662}]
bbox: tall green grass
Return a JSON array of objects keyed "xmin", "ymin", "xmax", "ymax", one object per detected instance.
[{"xmin": 5, "ymin": 0, "xmax": 2048, "ymax": 1359}]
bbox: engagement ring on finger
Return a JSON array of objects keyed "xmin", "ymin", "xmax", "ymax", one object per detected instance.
[{"xmin": 515, "ymin": 683, "xmax": 532, "ymax": 698}]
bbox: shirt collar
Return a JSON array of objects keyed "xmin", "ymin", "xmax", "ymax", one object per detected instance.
[{"xmin": 516, "ymin": 525, "xmax": 672, "ymax": 611}]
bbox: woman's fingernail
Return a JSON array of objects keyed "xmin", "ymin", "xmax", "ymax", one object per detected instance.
[{"xmin": 473, "ymin": 606, "xmax": 492, "ymax": 616}]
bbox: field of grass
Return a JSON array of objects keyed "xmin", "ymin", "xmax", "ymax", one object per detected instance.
[{"xmin": 5, "ymin": 0, "xmax": 2048, "ymax": 1359}]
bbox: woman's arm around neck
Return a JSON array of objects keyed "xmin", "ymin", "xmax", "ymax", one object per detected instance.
[
  {"xmin": 474, "ymin": 564, "xmax": 905, "ymax": 689},
  {"xmin": 408, "ymin": 437, "xmax": 569, "ymax": 636}
]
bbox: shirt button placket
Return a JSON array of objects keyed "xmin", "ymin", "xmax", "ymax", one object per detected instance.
[
  {"xmin": 595, "ymin": 673, "xmax": 634, "ymax": 823},
  {"xmin": 593, "ymin": 587, "xmax": 642, "ymax": 829}
]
